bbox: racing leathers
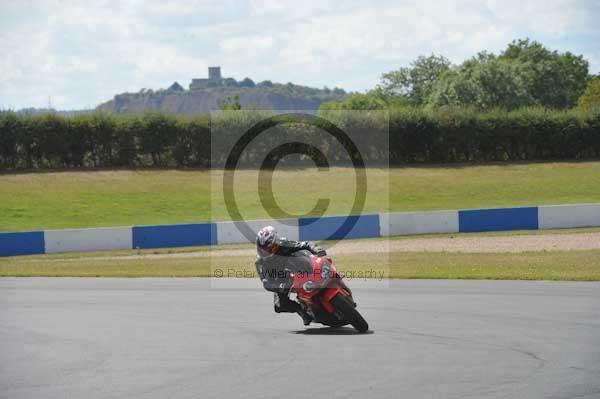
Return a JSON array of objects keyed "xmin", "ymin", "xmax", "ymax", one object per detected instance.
[{"xmin": 255, "ymin": 237, "xmax": 326, "ymax": 324}]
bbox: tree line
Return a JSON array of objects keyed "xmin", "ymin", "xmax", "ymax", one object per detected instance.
[
  {"xmin": 1, "ymin": 108, "xmax": 598, "ymax": 170},
  {"xmin": 322, "ymin": 39, "xmax": 599, "ymax": 112},
  {"xmin": 2, "ymin": 39, "xmax": 599, "ymax": 170}
]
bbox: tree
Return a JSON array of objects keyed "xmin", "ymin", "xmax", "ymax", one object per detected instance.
[
  {"xmin": 428, "ymin": 54, "xmax": 535, "ymax": 109},
  {"xmin": 379, "ymin": 39, "xmax": 591, "ymax": 110},
  {"xmin": 499, "ymin": 38, "xmax": 589, "ymax": 108},
  {"xmin": 258, "ymin": 80, "xmax": 274, "ymax": 87},
  {"xmin": 219, "ymin": 95, "xmax": 242, "ymax": 110},
  {"xmin": 139, "ymin": 112, "xmax": 176, "ymax": 165},
  {"xmin": 222, "ymin": 78, "xmax": 238, "ymax": 87},
  {"xmin": 319, "ymin": 89, "xmax": 408, "ymax": 110},
  {"xmin": 319, "ymin": 93, "xmax": 387, "ymax": 110},
  {"xmin": 239, "ymin": 77, "xmax": 255, "ymax": 88},
  {"xmin": 378, "ymin": 54, "xmax": 451, "ymax": 105},
  {"xmin": 426, "ymin": 40, "xmax": 590, "ymax": 110},
  {"xmin": 0, "ymin": 111, "xmax": 21, "ymax": 168},
  {"xmin": 577, "ymin": 78, "xmax": 600, "ymax": 111}
]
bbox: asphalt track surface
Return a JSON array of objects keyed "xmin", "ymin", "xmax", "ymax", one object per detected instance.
[{"xmin": 1, "ymin": 278, "xmax": 599, "ymax": 399}]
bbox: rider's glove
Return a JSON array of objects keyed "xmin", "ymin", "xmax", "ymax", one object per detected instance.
[{"xmin": 316, "ymin": 249, "xmax": 327, "ymax": 257}]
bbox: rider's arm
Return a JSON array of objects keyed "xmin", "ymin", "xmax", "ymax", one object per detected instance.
[{"xmin": 275, "ymin": 238, "xmax": 327, "ymax": 257}]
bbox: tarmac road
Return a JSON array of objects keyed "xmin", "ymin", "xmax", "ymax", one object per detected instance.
[{"xmin": 1, "ymin": 278, "xmax": 599, "ymax": 399}]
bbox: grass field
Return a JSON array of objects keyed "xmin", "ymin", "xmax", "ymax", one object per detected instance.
[
  {"xmin": 2, "ymin": 248, "xmax": 599, "ymax": 280},
  {"xmin": 2, "ymin": 161, "xmax": 600, "ymax": 231}
]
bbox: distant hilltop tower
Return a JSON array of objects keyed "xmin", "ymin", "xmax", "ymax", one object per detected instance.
[
  {"xmin": 189, "ymin": 66, "xmax": 223, "ymax": 90},
  {"xmin": 208, "ymin": 66, "xmax": 221, "ymax": 80}
]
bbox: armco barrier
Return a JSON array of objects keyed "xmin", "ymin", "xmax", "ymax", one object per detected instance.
[
  {"xmin": 299, "ymin": 214, "xmax": 380, "ymax": 241},
  {"xmin": 380, "ymin": 210, "xmax": 458, "ymax": 236},
  {"xmin": 538, "ymin": 204, "xmax": 600, "ymax": 229},
  {"xmin": 217, "ymin": 218, "xmax": 299, "ymax": 244},
  {"xmin": 459, "ymin": 207, "xmax": 539, "ymax": 233},
  {"xmin": 45, "ymin": 227, "xmax": 132, "ymax": 253},
  {"xmin": 0, "ymin": 231, "xmax": 45, "ymax": 257},
  {"xmin": 132, "ymin": 223, "xmax": 216, "ymax": 249},
  {"xmin": 1, "ymin": 204, "xmax": 599, "ymax": 256}
]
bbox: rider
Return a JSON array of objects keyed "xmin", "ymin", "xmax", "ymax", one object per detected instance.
[{"xmin": 255, "ymin": 226, "xmax": 327, "ymax": 325}]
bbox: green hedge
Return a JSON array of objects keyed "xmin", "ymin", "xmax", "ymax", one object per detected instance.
[{"xmin": 0, "ymin": 108, "xmax": 598, "ymax": 169}]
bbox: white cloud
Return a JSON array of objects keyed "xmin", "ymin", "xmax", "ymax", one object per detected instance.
[
  {"xmin": 485, "ymin": 0, "xmax": 597, "ymax": 37},
  {"xmin": 0, "ymin": 0, "xmax": 598, "ymax": 109}
]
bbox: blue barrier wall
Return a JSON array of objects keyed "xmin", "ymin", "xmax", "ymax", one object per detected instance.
[
  {"xmin": 0, "ymin": 231, "xmax": 45, "ymax": 257},
  {"xmin": 299, "ymin": 214, "xmax": 380, "ymax": 241},
  {"xmin": 132, "ymin": 223, "xmax": 216, "ymax": 249},
  {"xmin": 459, "ymin": 207, "xmax": 539, "ymax": 233},
  {"xmin": 2, "ymin": 204, "xmax": 599, "ymax": 256}
]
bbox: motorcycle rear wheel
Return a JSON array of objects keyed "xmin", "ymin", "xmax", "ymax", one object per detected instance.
[{"xmin": 331, "ymin": 294, "xmax": 369, "ymax": 333}]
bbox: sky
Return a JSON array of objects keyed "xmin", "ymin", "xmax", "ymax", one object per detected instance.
[{"xmin": 1, "ymin": 0, "xmax": 599, "ymax": 110}]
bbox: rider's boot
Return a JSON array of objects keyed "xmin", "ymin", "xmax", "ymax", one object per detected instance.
[
  {"xmin": 274, "ymin": 293, "xmax": 312, "ymax": 325},
  {"xmin": 274, "ymin": 292, "xmax": 297, "ymax": 313}
]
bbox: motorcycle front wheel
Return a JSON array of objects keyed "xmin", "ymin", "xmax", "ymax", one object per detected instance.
[{"xmin": 331, "ymin": 293, "xmax": 369, "ymax": 333}]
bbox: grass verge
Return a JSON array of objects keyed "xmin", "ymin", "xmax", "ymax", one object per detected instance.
[
  {"xmin": 2, "ymin": 249, "xmax": 599, "ymax": 280},
  {"xmin": 1, "ymin": 161, "xmax": 600, "ymax": 231}
]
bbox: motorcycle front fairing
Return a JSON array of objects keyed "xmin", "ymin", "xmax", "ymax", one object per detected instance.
[{"xmin": 290, "ymin": 255, "xmax": 352, "ymax": 315}]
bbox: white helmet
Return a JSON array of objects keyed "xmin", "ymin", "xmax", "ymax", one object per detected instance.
[{"xmin": 256, "ymin": 226, "xmax": 278, "ymax": 257}]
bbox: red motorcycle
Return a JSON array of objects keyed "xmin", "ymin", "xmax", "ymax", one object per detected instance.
[{"xmin": 287, "ymin": 252, "xmax": 369, "ymax": 333}]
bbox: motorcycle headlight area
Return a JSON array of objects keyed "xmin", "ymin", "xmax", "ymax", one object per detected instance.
[
  {"xmin": 302, "ymin": 281, "xmax": 315, "ymax": 292},
  {"xmin": 321, "ymin": 266, "xmax": 330, "ymax": 280}
]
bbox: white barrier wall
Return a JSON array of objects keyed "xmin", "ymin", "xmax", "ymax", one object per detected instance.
[
  {"xmin": 4, "ymin": 203, "xmax": 600, "ymax": 257},
  {"xmin": 538, "ymin": 204, "xmax": 600, "ymax": 229},
  {"xmin": 379, "ymin": 210, "xmax": 459, "ymax": 236},
  {"xmin": 216, "ymin": 218, "xmax": 299, "ymax": 244},
  {"xmin": 44, "ymin": 227, "xmax": 133, "ymax": 253}
]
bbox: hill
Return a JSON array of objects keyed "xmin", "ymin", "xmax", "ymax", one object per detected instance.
[{"xmin": 96, "ymin": 68, "xmax": 348, "ymax": 115}]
